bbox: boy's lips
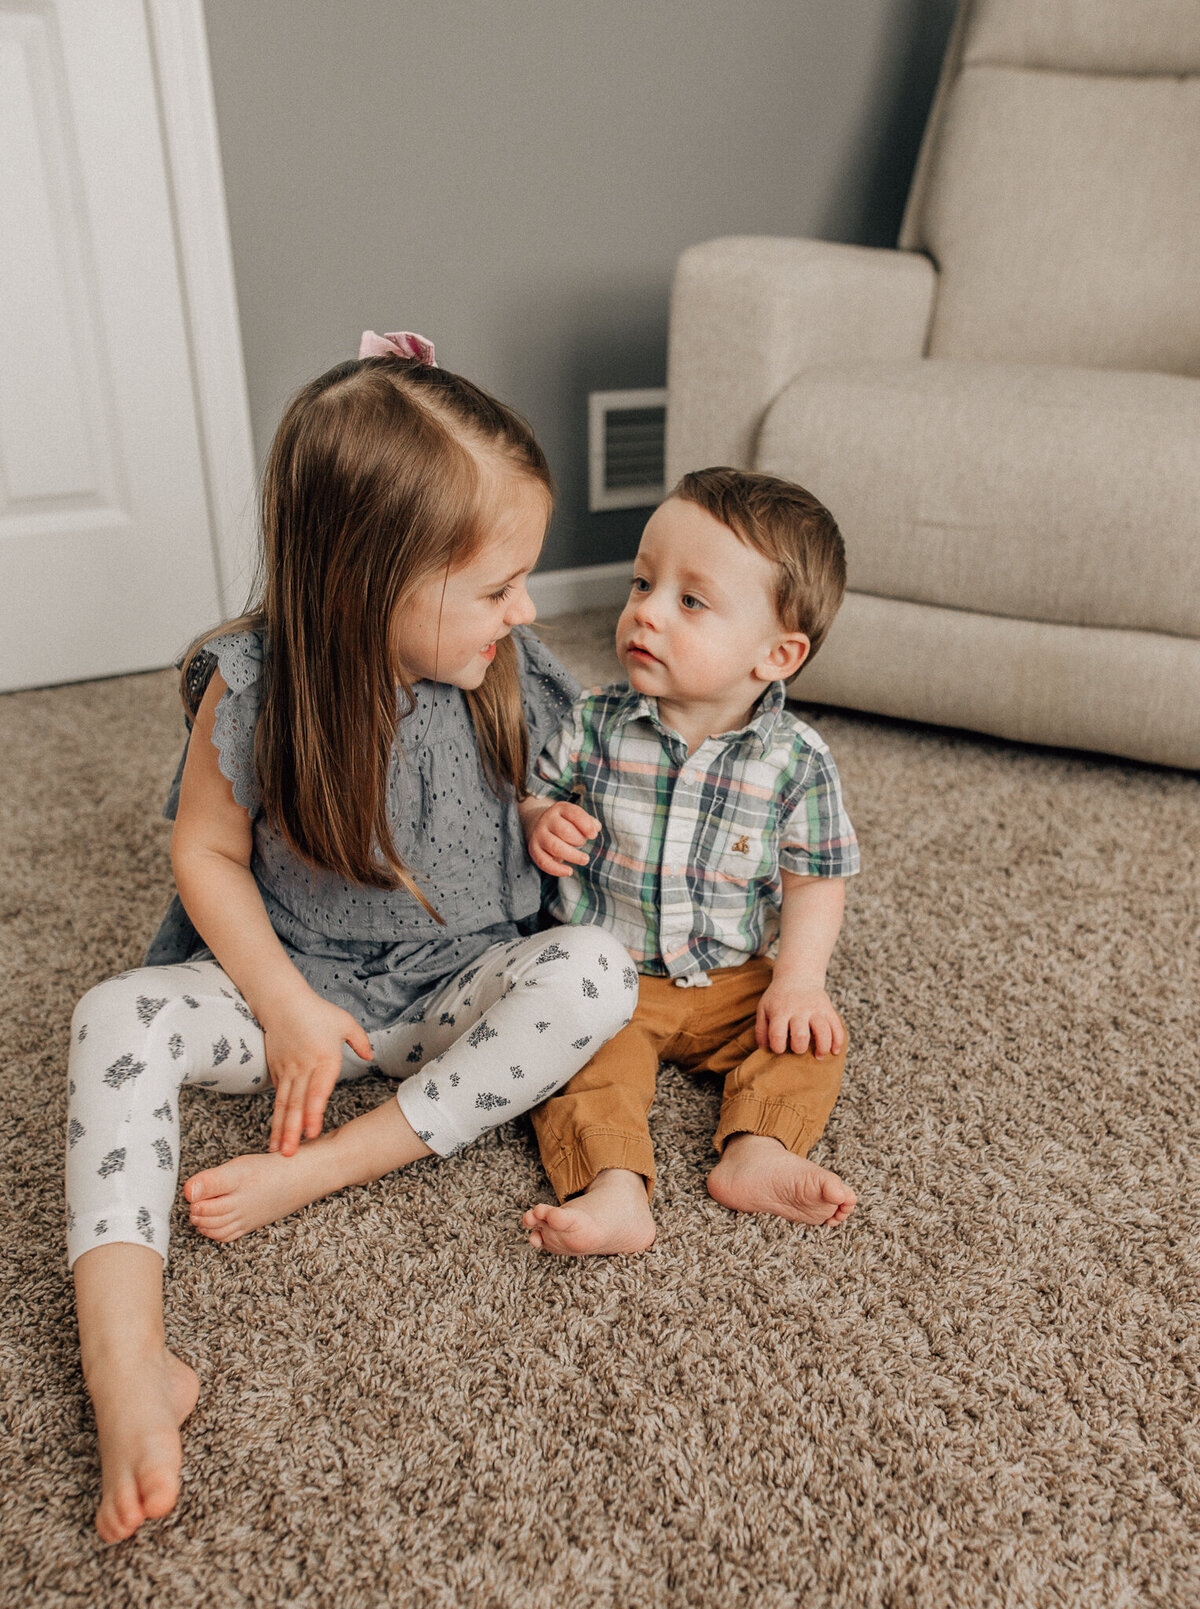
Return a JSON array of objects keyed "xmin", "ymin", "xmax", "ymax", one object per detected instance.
[{"xmin": 625, "ymin": 642, "xmax": 662, "ymax": 666}]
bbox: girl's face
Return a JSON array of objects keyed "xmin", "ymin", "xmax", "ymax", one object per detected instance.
[{"xmin": 393, "ymin": 475, "xmax": 548, "ymax": 688}]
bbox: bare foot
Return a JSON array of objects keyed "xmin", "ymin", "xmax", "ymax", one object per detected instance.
[
  {"xmin": 707, "ymin": 1133, "xmax": 856, "ymax": 1225},
  {"xmin": 184, "ymin": 1145, "xmax": 345, "ymax": 1242},
  {"xmin": 87, "ymin": 1346, "xmax": 199, "ymax": 1543},
  {"xmin": 186, "ymin": 1100, "xmax": 432, "ymax": 1243},
  {"xmin": 523, "ymin": 1168, "xmax": 656, "ymax": 1256}
]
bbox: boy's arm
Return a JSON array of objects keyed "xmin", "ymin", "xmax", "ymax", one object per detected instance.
[
  {"xmin": 171, "ymin": 673, "xmax": 373, "ymax": 1155},
  {"xmin": 757, "ymin": 872, "xmax": 847, "ymax": 1058}
]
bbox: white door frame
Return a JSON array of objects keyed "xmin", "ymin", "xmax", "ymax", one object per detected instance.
[{"xmin": 145, "ymin": 0, "xmax": 256, "ymax": 618}]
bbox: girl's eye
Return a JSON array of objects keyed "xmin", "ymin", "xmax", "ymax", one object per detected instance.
[
  {"xmin": 681, "ymin": 593, "xmax": 706, "ymax": 611},
  {"xmin": 487, "ymin": 584, "xmax": 514, "ymax": 603}
]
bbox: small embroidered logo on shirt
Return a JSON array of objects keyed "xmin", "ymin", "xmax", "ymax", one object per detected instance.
[{"xmin": 731, "ymin": 835, "xmax": 750, "ymax": 854}]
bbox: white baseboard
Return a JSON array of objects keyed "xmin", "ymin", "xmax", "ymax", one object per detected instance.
[{"xmin": 529, "ymin": 560, "xmax": 633, "ymax": 618}]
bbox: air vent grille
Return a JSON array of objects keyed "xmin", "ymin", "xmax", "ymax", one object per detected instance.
[{"xmin": 588, "ymin": 388, "xmax": 668, "ymax": 511}]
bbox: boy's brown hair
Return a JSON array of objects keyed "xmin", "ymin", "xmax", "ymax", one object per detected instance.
[{"xmin": 672, "ymin": 467, "xmax": 846, "ymax": 670}]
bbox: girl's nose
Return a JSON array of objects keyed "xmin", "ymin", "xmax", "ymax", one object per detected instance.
[{"xmin": 507, "ymin": 584, "xmax": 537, "ymax": 627}]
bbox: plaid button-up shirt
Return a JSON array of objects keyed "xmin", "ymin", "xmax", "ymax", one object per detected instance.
[{"xmin": 531, "ymin": 682, "xmax": 859, "ymax": 982}]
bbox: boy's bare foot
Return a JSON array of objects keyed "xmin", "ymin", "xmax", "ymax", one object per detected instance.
[
  {"xmin": 184, "ymin": 1145, "xmax": 344, "ymax": 1242},
  {"xmin": 523, "ymin": 1168, "xmax": 656, "ymax": 1256},
  {"xmin": 707, "ymin": 1133, "xmax": 856, "ymax": 1225},
  {"xmin": 87, "ymin": 1345, "xmax": 199, "ymax": 1543}
]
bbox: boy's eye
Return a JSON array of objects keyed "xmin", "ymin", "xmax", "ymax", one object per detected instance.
[
  {"xmin": 631, "ymin": 576, "xmax": 650, "ymax": 593},
  {"xmin": 681, "ymin": 593, "xmax": 706, "ymax": 611}
]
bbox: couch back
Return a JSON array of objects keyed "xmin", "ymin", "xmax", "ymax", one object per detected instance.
[{"xmin": 900, "ymin": 0, "xmax": 1200, "ymax": 376}]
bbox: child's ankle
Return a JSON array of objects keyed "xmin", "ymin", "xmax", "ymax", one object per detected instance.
[{"xmin": 586, "ymin": 1168, "xmax": 650, "ymax": 1196}]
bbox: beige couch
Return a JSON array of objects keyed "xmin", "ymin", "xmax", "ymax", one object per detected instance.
[{"xmin": 665, "ymin": 0, "xmax": 1200, "ymax": 769}]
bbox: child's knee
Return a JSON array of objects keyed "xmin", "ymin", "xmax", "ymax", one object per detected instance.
[
  {"xmin": 550, "ymin": 925, "xmax": 639, "ymax": 1032},
  {"xmin": 70, "ymin": 971, "xmax": 142, "ymax": 1045},
  {"xmin": 69, "ymin": 966, "xmax": 203, "ymax": 1081}
]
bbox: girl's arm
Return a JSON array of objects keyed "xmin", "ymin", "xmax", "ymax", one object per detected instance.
[
  {"xmin": 171, "ymin": 672, "xmax": 373, "ymax": 1156},
  {"xmin": 756, "ymin": 872, "xmax": 847, "ymax": 1058},
  {"xmin": 518, "ymin": 795, "xmax": 599, "ymax": 876}
]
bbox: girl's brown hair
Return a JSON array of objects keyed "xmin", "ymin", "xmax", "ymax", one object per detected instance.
[{"xmin": 184, "ymin": 357, "xmax": 553, "ymax": 916}]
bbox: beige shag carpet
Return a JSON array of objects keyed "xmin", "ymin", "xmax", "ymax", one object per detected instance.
[{"xmin": 1, "ymin": 610, "xmax": 1197, "ymax": 1608}]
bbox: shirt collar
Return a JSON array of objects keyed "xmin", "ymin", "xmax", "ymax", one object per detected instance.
[{"xmin": 611, "ymin": 679, "xmax": 787, "ymax": 758}]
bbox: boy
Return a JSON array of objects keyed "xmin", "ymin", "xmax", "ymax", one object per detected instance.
[{"xmin": 517, "ymin": 466, "xmax": 860, "ymax": 1256}]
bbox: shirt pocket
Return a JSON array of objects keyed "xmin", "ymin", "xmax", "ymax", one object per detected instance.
[{"xmin": 704, "ymin": 817, "xmax": 777, "ymax": 888}]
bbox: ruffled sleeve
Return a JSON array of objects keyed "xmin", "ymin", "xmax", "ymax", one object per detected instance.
[
  {"xmin": 161, "ymin": 629, "xmax": 267, "ymax": 820},
  {"xmin": 515, "ymin": 627, "xmax": 580, "ymax": 778}
]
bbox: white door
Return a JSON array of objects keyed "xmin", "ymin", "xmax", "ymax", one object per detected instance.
[{"xmin": 0, "ymin": 0, "xmax": 230, "ymax": 690}]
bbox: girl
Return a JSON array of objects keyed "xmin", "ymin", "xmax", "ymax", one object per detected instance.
[{"xmin": 65, "ymin": 333, "xmax": 634, "ymax": 1544}]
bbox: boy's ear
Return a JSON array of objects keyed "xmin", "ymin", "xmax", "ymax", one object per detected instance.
[{"xmin": 754, "ymin": 632, "xmax": 810, "ymax": 683}]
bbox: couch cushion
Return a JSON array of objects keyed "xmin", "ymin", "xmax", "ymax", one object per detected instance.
[
  {"xmin": 794, "ymin": 592, "xmax": 1200, "ymax": 770},
  {"xmin": 914, "ymin": 65, "xmax": 1200, "ymax": 376},
  {"xmin": 964, "ymin": 0, "xmax": 1200, "ymax": 74},
  {"xmin": 756, "ymin": 359, "xmax": 1200, "ymax": 637}
]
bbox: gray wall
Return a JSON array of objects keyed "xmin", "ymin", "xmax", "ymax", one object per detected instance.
[{"xmin": 203, "ymin": 0, "xmax": 957, "ymax": 573}]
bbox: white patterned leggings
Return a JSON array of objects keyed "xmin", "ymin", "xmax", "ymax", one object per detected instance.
[{"xmin": 66, "ymin": 925, "xmax": 635, "ymax": 1267}]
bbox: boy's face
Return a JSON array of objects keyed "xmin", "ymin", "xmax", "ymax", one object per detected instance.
[{"xmin": 616, "ymin": 498, "xmax": 807, "ymax": 709}]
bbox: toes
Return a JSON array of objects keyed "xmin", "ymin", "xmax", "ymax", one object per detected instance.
[
  {"xmin": 185, "ymin": 1164, "xmax": 239, "ymax": 1203},
  {"xmin": 183, "ymin": 1167, "xmax": 228, "ymax": 1202},
  {"xmin": 98, "ymin": 1484, "xmax": 143, "ymax": 1543},
  {"xmin": 98, "ymin": 1461, "xmax": 178, "ymax": 1541},
  {"xmin": 138, "ymin": 1466, "xmax": 179, "ymax": 1520},
  {"xmin": 195, "ymin": 1220, "xmax": 240, "ymax": 1243}
]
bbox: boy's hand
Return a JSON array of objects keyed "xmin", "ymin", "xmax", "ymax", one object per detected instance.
[
  {"xmin": 756, "ymin": 979, "xmax": 845, "ymax": 1059},
  {"xmin": 525, "ymin": 799, "xmax": 601, "ymax": 877},
  {"xmin": 260, "ymin": 990, "xmax": 373, "ymax": 1157}
]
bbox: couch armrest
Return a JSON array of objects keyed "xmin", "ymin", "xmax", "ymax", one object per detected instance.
[{"xmin": 665, "ymin": 236, "xmax": 937, "ymax": 477}]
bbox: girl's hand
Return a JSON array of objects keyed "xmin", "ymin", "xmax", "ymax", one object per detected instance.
[
  {"xmin": 261, "ymin": 991, "xmax": 374, "ymax": 1157},
  {"xmin": 526, "ymin": 800, "xmax": 601, "ymax": 877},
  {"xmin": 756, "ymin": 980, "xmax": 845, "ymax": 1059}
]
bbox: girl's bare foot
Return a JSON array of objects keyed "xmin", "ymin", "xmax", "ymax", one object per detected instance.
[
  {"xmin": 87, "ymin": 1345, "xmax": 199, "ymax": 1543},
  {"xmin": 184, "ymin": 1146, "xmax": 344, "ymax": 1241},
  {"xmin": 523, "ymin": 1167, "xmax": 656, "ymax": 1255},
  {"xmin": 185, "ymin": 1098, "xmax": 433, "ymax": 1242},
  {"xmin": 707, "ymin": 1133, "xmax": 856, "ymax": 1225}
]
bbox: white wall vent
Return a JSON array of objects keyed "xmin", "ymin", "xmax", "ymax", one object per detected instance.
[{"xmin": 588, "ymin": 388, "xmax": 668, "ymax": 511}]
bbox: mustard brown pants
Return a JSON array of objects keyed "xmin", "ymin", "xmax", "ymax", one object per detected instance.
[{"xmin": 531, "ymin": 957, "xmax": 847, "ymax": 1201}]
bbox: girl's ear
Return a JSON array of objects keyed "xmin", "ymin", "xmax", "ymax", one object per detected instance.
[{"xmin": 754, "ymin": 632, "xmax": 810, "ymax": 684}]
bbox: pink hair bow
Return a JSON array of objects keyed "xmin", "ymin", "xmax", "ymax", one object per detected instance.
[{"xmin": 358, "ymin": 329, "xmax": 437, "ymax": 366}]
